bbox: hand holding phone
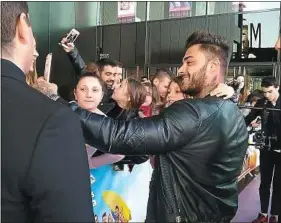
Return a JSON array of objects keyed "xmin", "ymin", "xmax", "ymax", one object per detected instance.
[
  {"xmin": 44, "ymin": 53, "xmax": 52, "ymax": 82},
  {"xmin": 64, "ymin": 28, "xmax": 80, "ymax": 44},
  {"xmin": 59, "ymin": 28, "xmax": 79, "ymax": 52},
  {"xmin": 59, "ymin": 41, "xmax": 75, "ymax": 53}
]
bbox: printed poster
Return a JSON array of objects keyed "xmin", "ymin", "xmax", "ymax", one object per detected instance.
[
  {"xmin": 118, "ymin": 2, "xmax": 136, "ymax": 23},
  {"xmin": 169, "ymin": 1, "xmax": 192, "ymax": 18},
  {"xmin": 90, "ymin": 161, "xmax": 152, "ymax": 222}
]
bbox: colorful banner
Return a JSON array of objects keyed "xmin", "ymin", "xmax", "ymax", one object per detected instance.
[
  {"xmin": 117, "ymin": 2, "xmax": 135, "ymax": 23},
  {"xmin": 90, "ymin": 161, "xmax": 152, "ymax": 222},
  {"xmin": 238, "ymin": 132, "xmax": 260, "ymax": 181},
  {"xmin": 169, "ymin": 1, "xmax": 191, "ymax": 18}
]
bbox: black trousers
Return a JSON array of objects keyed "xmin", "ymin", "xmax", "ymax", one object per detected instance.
[{"xmin": 259, "ymin": 150, "xmax": 281, "ymax": 215}]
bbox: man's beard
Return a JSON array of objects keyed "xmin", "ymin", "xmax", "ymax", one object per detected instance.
[
  {"xmin": 179, "ymin": 64, "xmax": 208, "ymax": 97},
  {"xmin": 106, "ymin": 81, "xmax": 114, "ymax": 89}
]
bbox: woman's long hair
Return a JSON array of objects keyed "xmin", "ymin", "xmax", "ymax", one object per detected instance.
[
  {"xmin": 126, "ymin": 78, "xmax": 147, "ymax": 110},
  {"xmin": 26, "ymin": 61, "xmax": 38, "ymax": 87}
]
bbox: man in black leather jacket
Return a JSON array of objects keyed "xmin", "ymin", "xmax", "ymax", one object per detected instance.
[{"xmin": 70, "ymin": 31, "xmax": 248, "ymax": 222}]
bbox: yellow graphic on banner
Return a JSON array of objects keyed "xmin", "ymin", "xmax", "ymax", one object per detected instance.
[{"xmin": 102, "ymin": 190, "xmax": 132, "ymax": 222}]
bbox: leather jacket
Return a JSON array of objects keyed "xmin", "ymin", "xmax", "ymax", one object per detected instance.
[
  {"xmin": 71, "ymin": 96, "xmax": 248, "ymax": 222},
  {"xmin": 67, "ymin": 47, "xmax": 86, "ymax": 75}
]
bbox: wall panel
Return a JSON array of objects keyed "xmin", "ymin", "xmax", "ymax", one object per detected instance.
[
  {"xmin": 28, "ymin": 2, "xmax": 50, "ymax": 75},
  {"xmin": 120, "ymin": 24, "xmax": 136, "ymax": 66},
  {"xmin": 135, "ymin": 23, "xmax": 146, "ymax": 65},
  {"xmin": 102, "ymin": 25, "xmax": 121, "ymax": 61},
  {"xmin": 149, "ymin": 21, "xmax": 161, "ymax": 64},
  {"xmin": 160, "ymin": 20, "xmax": 171, "ymax": 64},
  {"xmin": 169, "ymin": 20, "xmax": 181, "ymax": 64}
]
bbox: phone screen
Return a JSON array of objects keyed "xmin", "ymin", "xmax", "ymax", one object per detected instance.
[{"xmin": 65, "ymin": 29, "xmax": 80, "ymax": 44}]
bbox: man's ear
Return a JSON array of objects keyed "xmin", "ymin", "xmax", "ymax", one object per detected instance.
[
  {"xmin": 17, "ymin": 13, "xmax": 32, "ymax": 45},
  {"xmin": 153, "ymin": 78, "xmax": 159, "ymax": 86},
  {"xmin": 209, "ymin": 58, "xmax": 220, "ymax": 73}
]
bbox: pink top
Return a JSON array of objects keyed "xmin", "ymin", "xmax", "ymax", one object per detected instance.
[
  {"xmin": 82, "ymin": 108, "xmax": 125, "ymax": 169},
  {"xmin": 86, "ymin": 145, "xmax": 124, "ymax": 169}
]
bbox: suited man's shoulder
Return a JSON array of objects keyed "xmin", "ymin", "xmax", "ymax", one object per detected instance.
[
  {"xmin": 26, "ymin": 85, "xmax": 75, "ymax": 120},
  {"xmin": 3, "ymin": 78, "xmax": 80, "ymax": 136}
]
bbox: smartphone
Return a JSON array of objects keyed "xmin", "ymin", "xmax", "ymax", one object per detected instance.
[
  {"xmin": 44, "ymin": 53, "xmax": 52, "ymax": 82},
  {"xmin": 65, "ymin": 28, "xmax": 80, "ymax": 44},
  {"xmin": 256, "ymin": 116, "xmax": 261, "ymax": 124}
]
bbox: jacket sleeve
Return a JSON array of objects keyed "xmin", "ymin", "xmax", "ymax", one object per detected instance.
[
  {"xmin": 71, "ymin": 101, "xmax": 200, "ymax": 155},
  {"xmin": 67, "ymin": 47, "xmax": 86, "ymax": 75},
  {"xmin": 23, "ymin": 107, "xmax": 93, "ymax": 222}
]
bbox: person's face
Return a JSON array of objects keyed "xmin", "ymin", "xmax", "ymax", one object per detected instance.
[
  {"xmin": 115, "ymin": 207, "xmax": 120, "ymax": 217},
  {"xmin": 30, "ymin": 37, "xmax": 39, "ymax": 72},
  {"xmin": 236, "ymin": 76, "xmax": 245, "ymax": 89},
  {"xmin": 153, "ymin": 77, "xmax": 171, "ymax": 99},
  {"xmin": 262, "ymin": 85, "xmax": 279, "ymax": 102},
  {"xmin": 116, "ymin": 67, "xmax": 123, "ymax": 81},
  {"xmin": 112, "ymin": 79, "xmax": 130, "ymax": 106},
  {"xmin": 16, "ymin": 13, "xmax": 34, "ymax": 74},
  {"xmin": 102, "ymin": 215, "xmax": 107, "ymax": 223},
  {"xmin": 142, "ymin": 86, "xmax": 153, "ymax": 106},
  {"xmin": 178, "ymin": 44, "xmax": 219, "ymax": 97},
  {"xmin": 113, "ymin": 67, "xmax": 123, "ymax": 89},
  {"xmin": 100, "ymin": 65, "xmax": 116, "ymax": 89},
  {"xmin": 166, "ymin": 81, "xmax": 185, "ymax": 106},
  {"xmin": 275, "ymin": 36, "xmax": 280, "ymax": 51},
  {"xmin": 74, "ymin": 77, "xmax": 104, "ymax": 112}
]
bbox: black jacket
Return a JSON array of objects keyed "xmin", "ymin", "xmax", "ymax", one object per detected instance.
[
  {"xmin": 67, "ymin": 46, "xmax": 86, "ymax": 75},
  {"xmin": 93, "ymin": 101, "xmax": 149, "ymax": 165},
  {"xmin": 1, "ymin": 59, "xmax": 93, "ymax": 222},
  {"xmin": 71, "ymin": 96, "xmax": 248, "ymax": 222}
]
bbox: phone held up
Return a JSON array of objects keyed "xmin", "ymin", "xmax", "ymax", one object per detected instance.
[
  {"xmin": 44, "ymin": 53, "xmax": 52, "ymax": 82},
  {"xmin": 59, "ymin": 28, "xmax": 80, "ymax": 46}
]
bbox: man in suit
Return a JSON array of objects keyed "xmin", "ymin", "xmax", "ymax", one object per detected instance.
[{"xmin": 1, "ymin": 2, "xmax": 93, "ymax": 222}]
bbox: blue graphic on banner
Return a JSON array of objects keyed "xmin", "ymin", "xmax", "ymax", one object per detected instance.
[{"xmin": 90, "ymin": 162, "xmax": 152, "ymax": 222}]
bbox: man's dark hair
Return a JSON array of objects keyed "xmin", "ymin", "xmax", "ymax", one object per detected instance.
[
  {"xmin": 261, "ymin": 76, "xmax": 279, "ymax": 88},
  {"xmin": 116, "ymin": 61, "xmax": 123, "ymax": 68},
  {"xmin": 141, "ymin": 76, "xmax": 148, "ymax": 80},
  {"xmin": 185, "ymin": 31, "xmax": 231, "ymax": 74},
  {"xmin": 95, "ymin": 59, "xmax": 117, "ymax": 72},
  {"xmin": 1, "ymin": 1, "xmax": 30, "ymax": 46},
  {"xmin": 152, "ymin": 68, "xmax": 171, "ymax": 81}
]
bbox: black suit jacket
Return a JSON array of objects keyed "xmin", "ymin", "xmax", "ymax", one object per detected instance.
[{"xmin": 1, "ymin": 59, "xmax": 93, "ymax": 222}]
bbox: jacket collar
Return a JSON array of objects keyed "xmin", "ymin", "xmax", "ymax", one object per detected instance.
[{"xmin": 1, "ymin": 59, "xmax": 27, "ymax": 84}]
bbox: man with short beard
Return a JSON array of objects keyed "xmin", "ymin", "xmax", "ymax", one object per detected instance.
[{"xmin": 70, "ymin": 31, "xmax": 249, "ymax": 222}]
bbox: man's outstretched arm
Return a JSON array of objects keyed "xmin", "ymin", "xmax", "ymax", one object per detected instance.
[{"xmin": 71, "ymin": 101, "xmax": 199, "ymax": 155}]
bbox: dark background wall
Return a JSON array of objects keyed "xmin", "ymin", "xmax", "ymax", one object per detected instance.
[
  {"xmin": 100, "ymin": 14, "xmax": 240, "ymax": 66},
  {"xmin": 28, "ymin": 1, "xmax": 241, "ymax": 99}
]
